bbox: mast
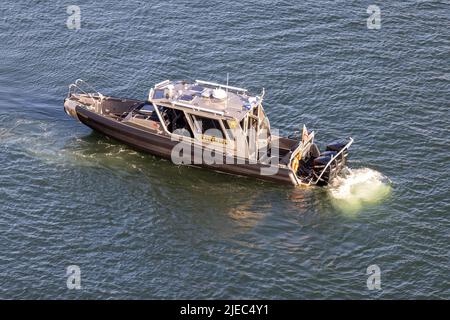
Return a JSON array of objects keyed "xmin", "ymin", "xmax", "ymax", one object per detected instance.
[{"xmin": 225, "ymin": 72, "xmax": 229, "ymax": 109}]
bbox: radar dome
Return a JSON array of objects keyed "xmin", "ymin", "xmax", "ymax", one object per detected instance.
[{"xmin": 212, "ymin": 88, "xmax": 227, "ymax": 100}]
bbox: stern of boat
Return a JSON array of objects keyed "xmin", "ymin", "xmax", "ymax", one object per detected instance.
[{"xmin": 288, "ymin": 126, "xmax": 353, "ymax": 186}]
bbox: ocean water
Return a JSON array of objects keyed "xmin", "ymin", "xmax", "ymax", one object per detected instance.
[{"xmin": 0, "ymin": 0, "xmax": 449, "ymax": 299}]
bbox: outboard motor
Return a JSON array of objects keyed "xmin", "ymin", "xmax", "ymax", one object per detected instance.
[
  {"xmin": 312, "ymin": 139, "xmax": 351, "ymax": 185},
  {"xmin": 313, "ymin": 155, "xmax": 332, "ymax": 170},
  {"xmin": 312, "ymin": 155, "xmax": 335, "ymax": 185},
  {"xmin": 326, "ymin": 140, "xmax": 347, "ymax": 152},
  {"xmin": 319, "ymin": 150, "xmax": 337, "ymax": 158},
  {"xmin": 326, "ymin": 140, "xmax": 349, "ymax": 162},
  {"xmin": 304, "ymin": 137, "xmax": 353, "ymax": 186}
]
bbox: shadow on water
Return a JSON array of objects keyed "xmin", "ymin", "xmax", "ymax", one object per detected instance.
[{"xmin": 62, "ymin": 131, "xmax": 282, "ymax": 228}]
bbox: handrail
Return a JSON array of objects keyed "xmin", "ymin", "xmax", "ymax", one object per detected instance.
[
  {"xmin": 67, "ymin": 79, "xmax": 105, "ymax": 114},
  {"xmin": 75, "ymin": 79, "xmax": 102, "ymax": 96},
  {"xmin": 310, "ymin": 137, "xmax": 354, "ymax": 185},
  {"xmin": 67, "ymin": 79, "xmax": 103, "ymax": 99},
  {"xmin": 154, "ymin": 79, "xmax": 170, "ymax": 88},
  {"xmin": 195, "ymin": 79, "xmax": 247, "ymax": 93}
]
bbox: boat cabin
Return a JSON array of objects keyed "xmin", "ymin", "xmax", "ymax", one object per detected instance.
[{"xmin": 142, "ymin": 79, "xmax": 274, "ymax": 161}]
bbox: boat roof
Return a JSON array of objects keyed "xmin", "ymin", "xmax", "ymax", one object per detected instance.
[{"xmin": 148, "ymin": 79, "xmax": 263, "ymax": 121}]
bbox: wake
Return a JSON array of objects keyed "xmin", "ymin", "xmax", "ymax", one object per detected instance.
[{"xmin": 328, "ymin": 167, "xmax": 391, "ymax": 214}]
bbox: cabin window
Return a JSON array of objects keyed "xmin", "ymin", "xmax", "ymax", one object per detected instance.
[
  {"xmin": 148, "ymin": 105, "xmax": 163, "ymax": 122},
  {"xmin": 160, "ymin": 107, "xmax": 193, "ymax": 137},
  {"xmin": 192, "ymin": 115, "xmax": 225, "ymax": 139},
  {"xmin": 253, "ymin": 105, "xmax": 259, "ymax": 116},
  {"xmin": 140, "ymin": 103, "xmax": 154, "ymax": 113},
  {"xmin": 248, "ymin": 116, "xmax": 258, "ymax": 131},
  {"xmin": 240, "ymin": 118, "xmax": 246, "ymax": 134}
]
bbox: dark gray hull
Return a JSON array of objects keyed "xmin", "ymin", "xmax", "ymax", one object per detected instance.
[{"xmin": 75, "ymin": 106, "xmax": 295, "ymax": 185}]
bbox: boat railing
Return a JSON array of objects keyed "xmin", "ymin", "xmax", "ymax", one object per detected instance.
[
  {"xmin": 154, "ymin": 79, "xmax": 171, "ymax": 89},
  {"xmin": 195, "ymin": 79, "xmax": 248, "ymax": 93},
  {"xmin": 67, "ymin": 79, "xmax": 105, "ymax": 114},
  {"xmin": 309, "ymin": 137, "xmax": 354, "ymax": 186}
]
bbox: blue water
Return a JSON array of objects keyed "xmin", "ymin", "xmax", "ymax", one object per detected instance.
[{"xmin": 0, "ymin": 0, "xmax": 449, "ymax": 299}]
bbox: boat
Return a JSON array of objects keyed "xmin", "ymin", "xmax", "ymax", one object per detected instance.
[{"xmin": 64, "ymin": 79, "xmax": 353, "ymax": 186}]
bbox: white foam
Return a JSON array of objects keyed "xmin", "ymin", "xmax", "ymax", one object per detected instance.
[{"xmin": 328, "ymin": 168, "xmax": 391, "ymax": 214}]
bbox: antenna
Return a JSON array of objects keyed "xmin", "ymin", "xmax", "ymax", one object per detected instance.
[{"xmin": 225, "ymin": 72, "xmax": 229, "ymax": 109}]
